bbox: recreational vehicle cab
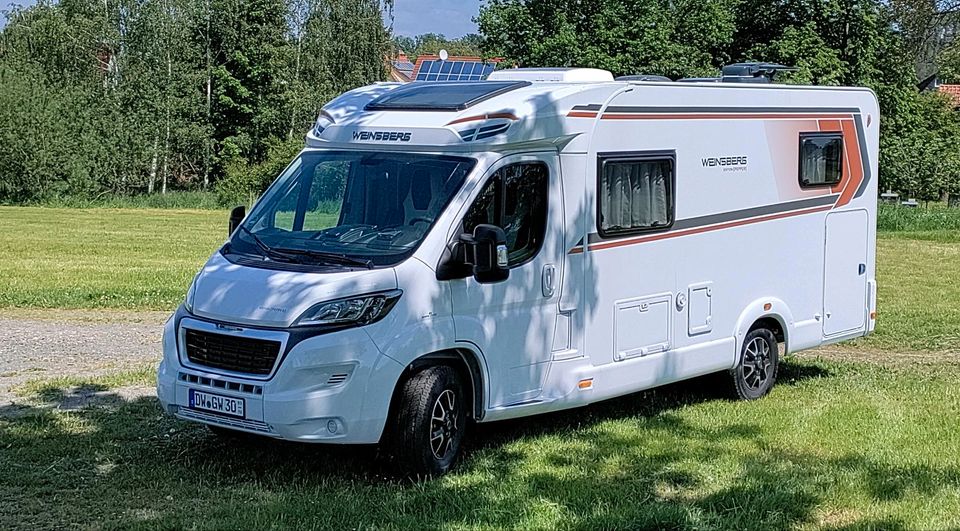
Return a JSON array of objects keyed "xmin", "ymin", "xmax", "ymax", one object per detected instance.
[{"xmin": 157, "ymin": 66, "xmax": 879, "ymax": 475}]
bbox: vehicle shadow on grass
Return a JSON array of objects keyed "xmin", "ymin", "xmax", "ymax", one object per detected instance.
[{"xmin": 0, "ymin": 360, "xmax": 953, "ymax": 530}]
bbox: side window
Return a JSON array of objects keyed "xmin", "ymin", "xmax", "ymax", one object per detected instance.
[
  {"xmin": 271, "ymin": 179, "xmax": 302, "ymax": 231},
  {"xmin": 303, "ymin": 161, "xmax": 349, "ymax": 231},
  {"xmin": 463, "ymin": 162, "xmax": 549, "ymax": 266},
  {"xmin": 799, "ymin": 133, "xmax": 843, "ymax": 187},
  {"xmin": 597, "ymin": 153, "xmax": 674, "ymax": 236}
]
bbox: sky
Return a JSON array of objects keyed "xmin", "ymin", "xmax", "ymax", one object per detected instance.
[
  {"xmin": 391, "ymin": 0, "xmax": 479, "ymax": 38},
  {"xmin": 0, "ymin": 0, "xmax": 481, "ymax": 37}
]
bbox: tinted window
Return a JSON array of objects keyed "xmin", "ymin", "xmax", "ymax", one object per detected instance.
[
  {"xmin": 230, "ymin": 151, "xmax": 475, "ymax": 268},
  {"xmin": 598, "ymin": 154, "xmax": 674, "ymax": 236},
  {"xmin": 463, "ymin": 162, "xmax": 549, "ymax": 266},
  {"xmin": 365, "ymin": 81, "xmax": 528, "ymax": 111},
  {"xmin": 799, "ymin": 133, "xmax": 843, "ymax": 187}
]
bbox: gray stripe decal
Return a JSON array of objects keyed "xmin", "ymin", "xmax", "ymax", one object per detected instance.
[
  {"xmin": 603, "ymin": 106, "xmax": 861, "ymax": 114},
  {"xmin": 671, "ymin": 194, "xmax": 838, "ymax": 230},
  {"xmin": 853, "ymin": 115, "xmax": 871, "ymax": 199},
  {"xmin": 584, "ymin": 194, "xmax": 838, "ymax": 246},
  {"xmin": 571, "ymin": 104, "xmax": 602, "ymax": 112}
]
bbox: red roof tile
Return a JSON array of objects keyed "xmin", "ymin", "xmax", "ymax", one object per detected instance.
[{"xmin": 938, "ymin": 84, "xmax": 960, "ymax": 106}]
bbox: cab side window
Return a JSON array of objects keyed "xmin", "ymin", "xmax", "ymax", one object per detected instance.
[{"xmin": 463, "ymin": 162, "xmax": 549, "ymax": 267}]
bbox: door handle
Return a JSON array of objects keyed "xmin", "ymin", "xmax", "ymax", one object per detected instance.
[
  {"xmin": 542, "ymin": 264, "xmax": 556, "ymax": 298},
  {"xmin": 858, "ymin": 263, "xmax": 866, "ymax": 275}
]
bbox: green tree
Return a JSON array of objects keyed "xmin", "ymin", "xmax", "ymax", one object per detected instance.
[
  {"xmin": 395, "ymin": 32, "xmax": 484, "ymax": 60},
  {"xmin": 0, "ymin": 0, "xmax": 393, "ymax": 203},
  {"xmin": 477, "ymin": 0, "xmax": 736, "ymax": 78}
]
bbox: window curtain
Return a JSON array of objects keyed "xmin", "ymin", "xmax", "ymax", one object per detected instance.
[
  {"xmin": 601, "ymin": 161, "xmax": 670, "ymax": 231},
  {"xmin": 802, "ymin": 142, "xmax": 827, "ymax": 184}
]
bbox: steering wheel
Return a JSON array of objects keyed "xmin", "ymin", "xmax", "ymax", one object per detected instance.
[{"xmin": 408, "ymin": 216, "xmax": 432, "ymax": 226}]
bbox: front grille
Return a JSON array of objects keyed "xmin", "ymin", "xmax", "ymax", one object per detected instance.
[
  {"xmin": 177, "ymin": 408, "xmax": 277, "ymax": 435},
  {"xmin": 178, "ymin": 372, "xmax": 263, "ymax": 395},
  {"xmin": 185, "ymin": 329, "xmax": 282, "ymax": 375}
]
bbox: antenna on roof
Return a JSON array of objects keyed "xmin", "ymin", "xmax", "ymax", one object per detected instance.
[
  {"xmin": 721, "ymin": 63, "xmax": 796, "ymax": 84},
  {"xmin": 439, "ymin": 49, "xmax": 449, "ymax": 62}
]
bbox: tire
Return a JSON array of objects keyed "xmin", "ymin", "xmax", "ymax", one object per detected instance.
[
  {"xmin": 391, "ymin": 366, "xmax": 467, "ymax": 477},
  {"xmin": 729, "ymin": 327, "xmax": 780, "ymax": 400}
]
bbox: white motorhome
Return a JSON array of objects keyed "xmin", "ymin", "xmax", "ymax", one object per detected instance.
[{"xmin": 157, "ymin": 65, "xmax": 879, "ymax": 475}]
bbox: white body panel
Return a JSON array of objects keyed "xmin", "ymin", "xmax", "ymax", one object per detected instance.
[{"xmin": 158, "ymin": 73, "xmax": 879, "ymax": 442}]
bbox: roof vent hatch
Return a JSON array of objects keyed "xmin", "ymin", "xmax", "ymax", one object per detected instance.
[{"xmin": 487, "ymin": 68, "xmax": 614, "ymax": 83}]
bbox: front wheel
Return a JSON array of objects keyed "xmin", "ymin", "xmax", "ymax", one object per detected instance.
[
  {"xmin": 391, "ymin": 366, "xmax": 466, "ymax": 477},
  {"xmin": 729, "ymin": 327, "xmax": 780, "ymax": 400}
]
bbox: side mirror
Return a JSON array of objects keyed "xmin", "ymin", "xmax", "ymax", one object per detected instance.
[
  {"xmin": 229, "ymin": 205, "xmax": 246, "ymax": 236},
  {"xmin": 461, "ymin": 224, "xmax": 509, "ymax": 284}
]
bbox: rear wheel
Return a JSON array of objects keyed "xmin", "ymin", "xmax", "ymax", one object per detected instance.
[
  {"xmin": 391, "ymin": 366, "xmax": 466, "ymax": 477},
  {"xmin": 729, "ymin": 327, "xmax": 779, "ymax": 400}
]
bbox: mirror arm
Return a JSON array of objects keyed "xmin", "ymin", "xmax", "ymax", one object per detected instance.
[{"xmin": 435, "ymin": 240, "xmax": 472, "ymax": 281}]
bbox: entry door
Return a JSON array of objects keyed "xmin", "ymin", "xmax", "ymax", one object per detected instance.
[
  {"xmin": 823, "ymin": 210, "xmax": 868, "ymax": 336},
  {"xmin": 450, "ymin": 153, "xmax": 564, "ymax": 407}
]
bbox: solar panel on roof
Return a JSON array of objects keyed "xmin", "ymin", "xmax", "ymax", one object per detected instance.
[
  {"xmin": 414, "ymin": 60, "xmax": 498, "ymax": 82},
  {"xmin": 365, "ymin": 81, "xmax": 530, "ymax": 111}
]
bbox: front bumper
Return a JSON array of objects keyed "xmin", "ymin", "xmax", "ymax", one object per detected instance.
[{"xmin": 157, "ymin": 313, "xmax": 404, "ymax": 444}]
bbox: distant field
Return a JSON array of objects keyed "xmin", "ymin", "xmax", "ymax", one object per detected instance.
[
  {"xmin": 0, "ymin": 206, "xmax": 226, "ymax": 310},
  {"xmin": 1, "ymin": 206, "xmax": 958, "ymax": 352}
]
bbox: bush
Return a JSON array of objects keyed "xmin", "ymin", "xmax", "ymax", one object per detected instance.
[
  {"xmin": 877, "ymin": 203, "xmax": 960, "ymax": 231},
  {"xmin": 215, "ymin": 138, "xmax": 302, "ymax": 207},
  {"xmin": 8, "ymin": 191, "xmax": 228, "ymax": 210}
]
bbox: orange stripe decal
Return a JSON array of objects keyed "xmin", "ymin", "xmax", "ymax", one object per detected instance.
[
  {"xmin": 559, "ymin": 108, "xmax": 868, "ymax": 254},
  {"xmin": 818, "ymin": 119, "xmax": 843, "ymax": 132},
  {"xmin": 600, "ymin": 113, "xmax": 854, "ymax": 121},
  {"xmin": 835, "ymin": 120, "xmax": 864, "ymax": 207},
  {"xmin": 569, "ymin": 205, "xmax": 833, "ymax": 254},
  {"xmin": 446, "ymin": 112, "xmax": 519, "ymax": 126}
]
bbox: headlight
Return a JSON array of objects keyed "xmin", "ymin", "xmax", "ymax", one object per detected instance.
[
  {"xmin": 294, "ymin": 290, "xmax": 402, "ymax": 328},
  {"xmin": 183, "ymin": 276, "xmax": 198, "ymax": 313}
]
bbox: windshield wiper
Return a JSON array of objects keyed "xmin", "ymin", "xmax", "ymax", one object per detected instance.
[
  {"xmin": 237, "ymin": 226, "xmax": 303, "ymax": 263},
  {"xmin": 272, "ymin": 247, "xmax": 374, "ymax": 269}
]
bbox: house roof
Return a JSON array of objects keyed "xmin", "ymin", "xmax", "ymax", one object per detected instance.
[
  {"xmin": 388, "ymin": 52, "xmax": 415, "ymax": 82},
  {"xmin": 938, "ymin": 84, "xmax": 960, "ymax": 107}
]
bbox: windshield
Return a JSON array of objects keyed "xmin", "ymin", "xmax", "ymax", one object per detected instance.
[{"xmin": 225, "ymin": 150, "xmax": 476, "ymax": 269}]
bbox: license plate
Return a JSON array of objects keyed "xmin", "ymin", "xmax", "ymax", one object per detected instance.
[{"xmin": 188, "ymin": 389, "xmax": 245, "ymax": 419}]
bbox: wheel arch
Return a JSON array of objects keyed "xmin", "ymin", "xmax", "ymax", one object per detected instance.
[
  {"xmin": 733, "ymin": 298, "xmax": 793, "ymax": 359},
  {"xmin": 387, "ymin": 348, "xmax": 486, "ymax": 424}
]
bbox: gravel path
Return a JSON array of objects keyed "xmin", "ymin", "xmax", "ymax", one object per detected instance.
[
  {"xmin": 1, "ymin": 310, "xmax": 953, "ymax": 417},
  {"xmin": 0, "ymin": 310, "xmax": 167, "ymax": 413}
]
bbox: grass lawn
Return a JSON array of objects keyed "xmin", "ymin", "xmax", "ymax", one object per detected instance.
[
  {"xmin": 0, "ymin": 206, "xmax": 226, "ymax": 310},
  {"xmin": 1, "ymin": 206, "xmax": 959, "ymax": 529},
  {"xmin": 2, "ymin": 359, "xmax": 959, "ymax": 529},
  {"xmin": 0, "ymin": 205, "xmax": 958, "ymax": 350}
]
